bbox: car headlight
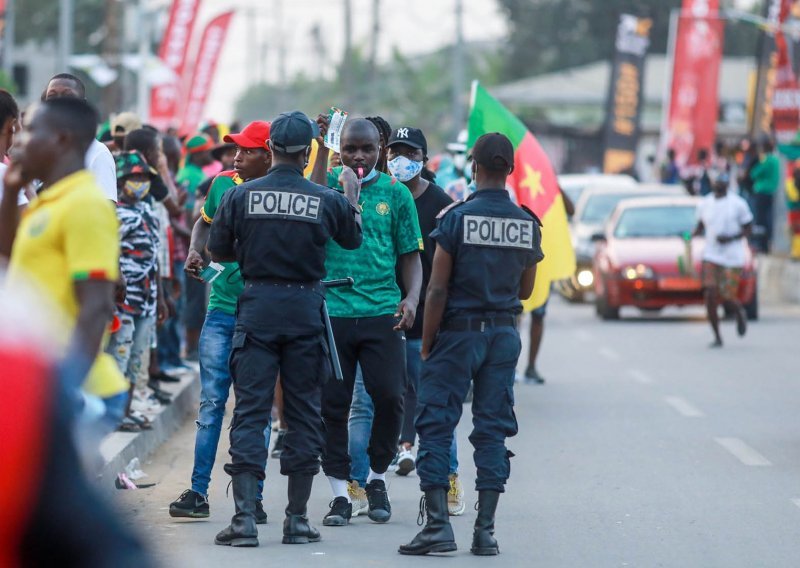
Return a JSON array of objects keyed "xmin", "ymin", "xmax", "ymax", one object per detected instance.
[
  {"xmin": 576, "ymin": 269, "xmax": 594, "ymax": 287},
  {"xmin": 620, "ymin": 264, "xmax": 655, "ymax": 280}
]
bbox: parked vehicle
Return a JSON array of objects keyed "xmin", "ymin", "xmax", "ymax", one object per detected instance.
[
  {"xmin": 559, "ymin": 183, "xmax": 684, "ymax": 302},
  {"xmin": 557, "ymin": 174, "xmax": 636, "ymax": 217},
  {"xmin": 592, "ymin": 196, "xmax": 758, "ymax": 320}
]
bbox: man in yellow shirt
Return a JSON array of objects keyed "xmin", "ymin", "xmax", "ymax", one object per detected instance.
[{"xmin": 0, "ymin": 97, "xmax": 128, "ymax": 418}]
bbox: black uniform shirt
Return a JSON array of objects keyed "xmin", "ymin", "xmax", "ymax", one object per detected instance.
[
  {"xmin": 208, "ymin": 164, "xmax": 361, "ymax": 333},
  {"xmin": 430, "ymin": 189, "xmax": 544, "ymax": 317}
]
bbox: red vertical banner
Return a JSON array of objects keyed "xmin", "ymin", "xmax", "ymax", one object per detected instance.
[
  {"xmin": 178, "ymin": 11, "xmax": 234, "ymax": 137},
  {"xmin": 772, "ymin": 0, "xmax": 800, "ymax": 143},
  {"xmin": 664, "ymin": 0, "xmax": 724, "ymax": 167},
  {"xmin": 150, "ymin": 0, "xmax": 203, "ymax": 130}
]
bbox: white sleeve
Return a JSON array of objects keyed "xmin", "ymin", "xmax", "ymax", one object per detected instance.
[
  {"xmin": 0, "ymin": 165, "xmax": 25, "ymax": 205},
  {"xmin": 86, "ymin": 141, "xmax": 118, "ymax": 203}
]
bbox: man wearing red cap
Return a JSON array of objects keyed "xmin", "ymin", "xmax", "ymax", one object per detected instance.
[{"xmin": 169, "ymin": 121, "xmax": 275, "ymax": 521}]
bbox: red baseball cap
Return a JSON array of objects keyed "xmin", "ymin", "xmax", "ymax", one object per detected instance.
[{"xmin": 223, "ymin": 121, "xmax": 271, "ymax": 150}]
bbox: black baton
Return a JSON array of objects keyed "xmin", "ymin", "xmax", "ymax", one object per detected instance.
[{"xmin": 321, "ymin": 277, "xmax": 354, "ymax": 381}]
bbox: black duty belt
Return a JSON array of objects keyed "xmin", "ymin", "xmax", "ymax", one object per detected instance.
[
  {"xmin": 441, "ymin": 315, "xmax": 516, "ymax": 332},
  {"xmin": 245, "ymin": 277, "xmax": 321, "ymax": 290}
]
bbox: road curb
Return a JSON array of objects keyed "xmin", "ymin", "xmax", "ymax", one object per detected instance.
[
  {"xmin": 758, "ymin": 254, "xmax": 800, "ymax": 305},
  {"xmin": 97, "ymin": 369, "xmax": 199, "ymax": 493}
]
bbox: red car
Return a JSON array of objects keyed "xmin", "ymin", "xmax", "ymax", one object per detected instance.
[{"xmin": 592, "ymin": 196, "xmax": 758, "ymax": 320}]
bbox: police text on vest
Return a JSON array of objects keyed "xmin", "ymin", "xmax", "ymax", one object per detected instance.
[
  {"xmin": 463, "ymin": 215, "xmax": 535, "ymax": 249},
  {"xmin": 247, "ymin": 190, "xmax": 321, "ymax": 222}
]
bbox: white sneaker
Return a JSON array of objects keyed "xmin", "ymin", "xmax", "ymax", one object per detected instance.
[
  {"xmin": 347, "ymin": 480, "xmax": 369, "ymax": 517},
  {"xmin": 448, "ymin": 473, "xmax": 466, "ymax": 516},
  {"xmin": 395, "ymin": 448, "xmax": 416, "ymax": 476},
  {"xmin": 131, "ymin": 391, "xmax": 162, "ymax": 414},
  {"xmin": 386, "ymin": 453, "xmax": 400, "ymax": 473}
]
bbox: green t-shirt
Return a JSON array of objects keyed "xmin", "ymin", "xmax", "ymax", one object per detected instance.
[
  {"xmin": 324, "ymin": 168, "xmax": 423, "ymax": 318},
  {"xmin": 751, "ymin": 153, "xmax": 780, "ymax": 195},
  {"xmin": 200, "ymin": 171, "xmax": 244, "ymax": 315},
  {"xmin": 177, "ymin": 162, "xmax": 207, "ymax": 212}
]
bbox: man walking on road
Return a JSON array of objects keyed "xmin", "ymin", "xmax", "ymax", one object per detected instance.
[
  {"xmin": 207, "ymin": 111, "xmax": 362, "ymax": 548},
  {"xmin": 169, "ymin": 121, "xmax": 274, "ymax": 522},
  {"xmin": 311, "ymin": 118, "xmax": 423, "ymax": 527},
  {"xmin": 693, "ymin": 171, "xmax": 753, "ymax": 348},
  {"xmin": 399, "ymin": 133, "xmax": 543, "ymax": 556}
]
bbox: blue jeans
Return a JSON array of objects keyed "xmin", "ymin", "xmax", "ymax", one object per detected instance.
[
  {"xmin": 348, "ymin": 339, "xmax": 458, "ymax": 487},
  {"xmin": 191, "ymin": 309, "xmax": 271, "ymax": 498},
  {"xmin": 106, "ymin": 313, "xmax": 156, "ymax": 388},
  {"xmin": 99, "ymin": 392, "xmax": 129, "ymax": 436},
  {"xmin": 158, "ymin": 262, "xmax": 185, "ymax": 369}
]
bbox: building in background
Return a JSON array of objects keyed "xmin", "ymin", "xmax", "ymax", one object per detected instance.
[{"xmin": 491, "ymin": 55, "xmax": 755, "ymax": 175}]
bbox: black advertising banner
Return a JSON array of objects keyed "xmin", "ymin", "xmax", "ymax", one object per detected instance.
[
  {"xmin": 602, "ymin": 14, "xmax": 652, "ymax": 174},
  {"xmin": 749, "ymin": 0, "xmax": 782, "ymax": 141}
]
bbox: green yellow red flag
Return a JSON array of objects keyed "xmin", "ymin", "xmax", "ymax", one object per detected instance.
[{"xmin": 467, "ymin": 81, "xmax": 576, "ymax": 310}]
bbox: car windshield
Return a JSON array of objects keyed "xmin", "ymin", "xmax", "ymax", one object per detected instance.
[
  {"xmin": 613, "ymin": 205, "xmax": 697, "ymax": 238},
  {"xmin": 580, "ymin": 193, "xmax": 636, "ymax": 223},
  {"xmin": 561, "ymin": 184, "xmax": 584, "ymax": 206}
]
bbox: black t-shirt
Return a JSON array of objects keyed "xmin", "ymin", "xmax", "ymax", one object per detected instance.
[{"xmin": 398, "ymin": 182, "xmax": 453, "ymax": 339}]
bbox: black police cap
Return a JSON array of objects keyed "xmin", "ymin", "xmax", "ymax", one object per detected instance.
[
  {"xmin": 270, "ymin": 110, "xmax": 320, "ymax": 154},
  {"xmin": 472, "ymin": 133, "xmax": 514, "ymax": 171}
]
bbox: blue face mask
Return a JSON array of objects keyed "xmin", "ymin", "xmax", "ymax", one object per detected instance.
[
  {"xmin": 360, "ymin": 167, "xmax": 379, "ymax": 183},
  {"xmin": 388, "ymin": 156, "xmax": 424, "ymax": 182}
]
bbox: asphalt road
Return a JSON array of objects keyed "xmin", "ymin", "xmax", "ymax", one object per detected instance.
[{"xmin": 118, "ymin": 298, "xmax": 800, "ymax": 567}]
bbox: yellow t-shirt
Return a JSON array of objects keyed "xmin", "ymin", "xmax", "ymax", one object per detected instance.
[{"xmin": 8, "ymin": 170, "xmax": 128, "ymax": 398}]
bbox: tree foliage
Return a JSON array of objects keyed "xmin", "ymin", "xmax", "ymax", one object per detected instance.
[
  {"xmin": 234, "ymin": 44, "xmax": 502, "ymax": 150},
  {"xmin": 16, "ymin": 0, "xmax": 107, "ymax": 53},
  {"xmin": 495, "ymin": 0, "xmax": 762, "ymax": 80}
]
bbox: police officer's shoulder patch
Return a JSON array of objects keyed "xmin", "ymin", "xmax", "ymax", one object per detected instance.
[
  {"xmin": 520, "ymin": 205, "xmax": 543, "ymax": 227},
  {"xmin": 436, "ymin": 199, "xmax": 465, "ymax": 220}
]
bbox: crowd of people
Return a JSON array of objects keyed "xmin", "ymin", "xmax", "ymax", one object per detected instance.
[
  {"xmin": 0, "ymin": 70, "xmax": 547, "ymax": 559},
  {"xmin": 658, "ymin": 139, "xmax": 791, "ymax": 256}
]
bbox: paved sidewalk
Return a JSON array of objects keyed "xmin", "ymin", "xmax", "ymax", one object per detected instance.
[{"xmin": 97, "ymin": 367, "xmax": 199, "ymax": 492}]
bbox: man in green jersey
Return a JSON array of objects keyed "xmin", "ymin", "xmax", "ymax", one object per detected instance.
[
  {"xmin": 312, "ymin": 118, "xmax": 423, "ymax": 527},
  {"xmin": 169, "ymin": 121, "xmax": 274, "ymax": 521}
]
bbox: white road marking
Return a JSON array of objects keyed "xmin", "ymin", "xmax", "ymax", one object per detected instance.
[
  {"xmin": 714, "ymin": 437, "xmax": 772, "ymax": 466},
  {"xmin": 664, "ymin": 396, "xmax": 705, "ymax": 418},
  {"xmin": 791, "ymin": 498, "xmax": 800, "ymax": 510},
  {"xmin": 598, "ymin": 347, "xmax": 621, "ymax": 361},
  {"xmin": 628, "ymin": 369, "xmax": 654, "ymax": 384},
  {"xmin": 574, "ymin": 329, "xmax": 593, "ymax": 342}
]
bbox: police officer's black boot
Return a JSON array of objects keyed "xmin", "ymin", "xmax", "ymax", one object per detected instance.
[
  {"xmin": 398, "ymin": 489, "xmax": 457, "ymax": 555},
  {"xmin": 471, "ymin": 490, "xmax": 501, "ymax": 556},
  {"xmin": 283, "ymin": 474, "xmax": 321, "ymax": 545},
  {"xmin": 214, "ymin": 473, "xmax": 259, "ymax": 547}
]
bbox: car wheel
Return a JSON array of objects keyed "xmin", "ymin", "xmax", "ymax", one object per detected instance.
[
  {"xmin": 595, "ymin": 292, "xmax": 620, "ymax": 320},
  {"xmin": 744, "ymin": 285, "xmax": 758, "ymax": 321}
]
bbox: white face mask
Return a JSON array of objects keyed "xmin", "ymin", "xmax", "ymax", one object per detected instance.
[{"xmin": 388, "ymin": 156, "xmax": 423, "ymax": 182}]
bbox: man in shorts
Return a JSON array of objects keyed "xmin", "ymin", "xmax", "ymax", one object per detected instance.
[{"xmin": 693, "ymin": 171, "xmax": 753, "ymax": 347}]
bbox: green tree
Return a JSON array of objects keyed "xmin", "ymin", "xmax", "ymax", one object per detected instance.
[
  {"xmin": 234, "ymin": 44, "xmax": 502, "ymax": 150},
  {"xmin": 496, "ymin": 0, "xmax": 761, "ymax": 80},
  {"xmin": 16, "ymin": 0, "xmax": 106, "ymax": 54}
]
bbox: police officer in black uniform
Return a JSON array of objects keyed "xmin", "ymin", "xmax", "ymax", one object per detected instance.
[
  {"xmin": 399, "ymin": 133, "xmax": 544, "ymax": 556},
  {"xmin": 207, "ymin": 110, "xmax": 362, "ymax": 548}
]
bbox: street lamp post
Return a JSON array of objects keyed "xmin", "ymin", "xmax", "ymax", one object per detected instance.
[{"xmin": 58, "ymin": 0, "xmax": 74, "ymax": 72}]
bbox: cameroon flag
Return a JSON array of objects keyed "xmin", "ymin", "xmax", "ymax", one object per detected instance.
[{"xmin": 467, "ymin": 81, "xmax": 575, "ymax": 310}]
